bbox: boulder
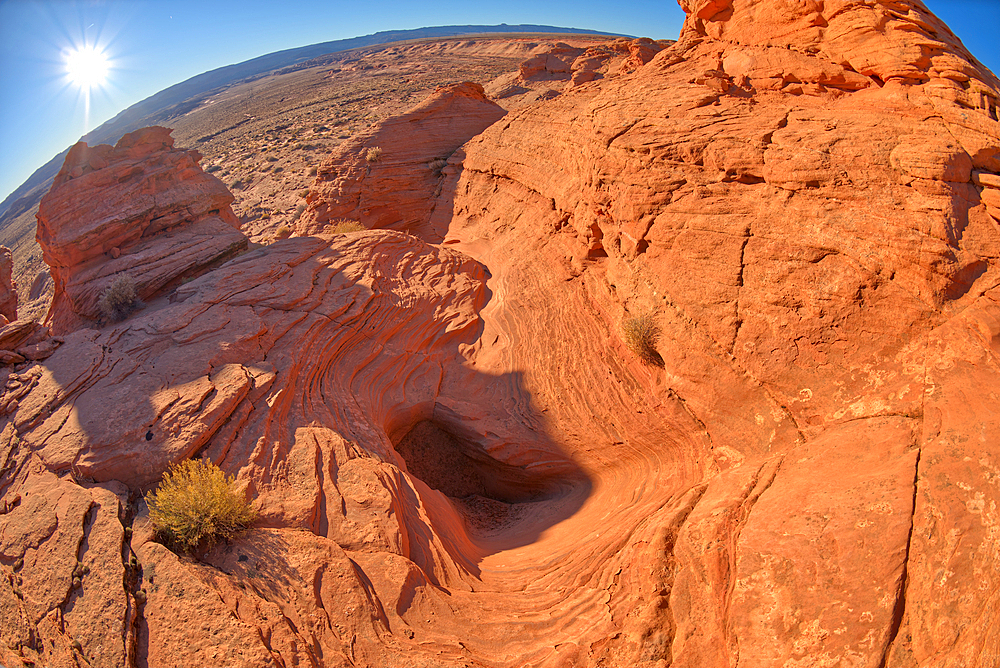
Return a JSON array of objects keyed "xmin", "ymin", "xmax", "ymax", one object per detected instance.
[{"xmin": 36, "ymin": 126, "xmax": 248, "ymax": 334}]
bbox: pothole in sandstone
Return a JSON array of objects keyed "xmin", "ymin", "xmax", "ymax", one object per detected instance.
[{"xmin": 393, "ymin": 420, "xmax": 569, "ymax": 536}]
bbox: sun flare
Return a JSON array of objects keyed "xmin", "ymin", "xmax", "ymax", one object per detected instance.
[{"xmin": 64, "ymin": 45, "xmax": 110, "ymax": 89}]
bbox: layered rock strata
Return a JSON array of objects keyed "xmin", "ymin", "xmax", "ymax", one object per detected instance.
[
  {"xmin": 426, "ymin": 0, "xmax": 1000, "ymax": 665},
  {"xmin": 0, "ymin": 247, "xmax": 17, "ymax": 323},
  {"xmin": 36, "ymin": 126, "xmax": 247, "ymax": 334},
  {"xmin": 1, "ymin": 1, "xmax": 1000, "ymax": 667},
  {"xmin": 298, "ymin": 82, "xmax": 506, "ymax": 240}
]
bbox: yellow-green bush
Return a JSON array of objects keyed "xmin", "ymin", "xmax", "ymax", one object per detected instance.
[{"xmin": 146, "ymin": 459, "xmax": 256, "ymax": 553}]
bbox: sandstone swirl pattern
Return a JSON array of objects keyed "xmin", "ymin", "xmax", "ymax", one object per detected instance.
[{"xmin": 2, "ymin": 1, "xmax": 1000, "ymax": 667}]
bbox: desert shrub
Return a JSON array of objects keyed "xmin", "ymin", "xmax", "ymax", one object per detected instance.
[
  {"xmin": 97, "ymin": 274, "xmax": 143, "ymax": 322},
  {"xmin": 146, "ymin": 459, "xmax": 256, "ymax": 553},
  {"xmin": 273, "ymin": 166, "xmax": 284, "ymax": 174},
  {"xmin": 623, "ymin": 313, "xmax": 664, "ymax": 367},
  {"xmin": 308, "ymin": 167, "xmax": 318, "ymax": 176},
  {"xmin": 230, "ymin": 178, "xmax": 244, "ymax": 190},
  {"xmin": 293, "ymin": 203, "xmax": 307, "ymax": 220},
  {"xmin": 428, "ymin": 157, "xmax": 448, "ymax": 172},
  {"xmin": 205, "ymin": 164, "xmax": 222, "ymax": 173},
  {"xmin": 266, "ymin": 156, "xmax": 279, "ymax": 163},
  {"xmin": 365, "ymin": 146, "xmax": 382, "ymax": 163},
  {"xmin": 298, "ymin": 189, "xmax": 310, "ymax": 198},
  {"xmin": 274, "ymin": 225, "xmax": 293, "ymax": 239},
  {"xmin": 329, "ymin": 219, "xmax": 365, "ymax": 234}
]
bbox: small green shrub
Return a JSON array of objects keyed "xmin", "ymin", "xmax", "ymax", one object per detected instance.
[
  {"xmin": 329, "ymin": 219, "xmax": 366, "ymax": 234},
  {"xmin": 623, "ymin": 313, "xmax": 664, "ymax": 367},
  {"xmin": 146, "ymin": 459, "xmax": 256, "ymax": 553},
  {"xmin": 365, "ymin": 146, "xmax": 382, "ymax": 163},
  {"xmin": 97, "ymin": 274, "xmax": 143, "ymax": 322}
]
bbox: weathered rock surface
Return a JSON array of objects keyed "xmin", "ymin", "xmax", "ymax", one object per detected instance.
[
  {"xmin": 423, "ymin": 0, "xmax": 1000, "ymax": 665},
  {"xmin": 298, "ymin": 82, "xmax": 507, "ymax": 240},
  {"xmin": 488, "ymin": 37, "xmax": 670, "ymax": 103},
  {"xmin": 36, "ymin": 126, "xmax": 248, "ymax": 334},
  {"xmin": 0, "ymin": 247, "xmax": 17, "ymax": 324},
  {"xmin": 2, "ymin": 2, "xmax": 1000, "ymax": 667}
]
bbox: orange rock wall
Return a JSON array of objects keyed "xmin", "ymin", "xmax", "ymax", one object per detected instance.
[{"xmin": 2, "ymin": 2, "xmax": 1000, "ymax": 667}]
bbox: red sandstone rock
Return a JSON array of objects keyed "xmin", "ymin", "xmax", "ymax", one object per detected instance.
[
  {"xmin": 0, "ymin": 247, "xmax": 16, "ymax": 323},
  {"xmin": 2, "ymin": 3, "xmax": 1000, "ymax": 667},
  {"xmin": 298, "ymin": 82, "xmax": 506, "ymax": 240},
  {"xmin": 488, "ymin": 38, "xmax": 670, "ymax": 105},
  {"xmin": 36, "ymin": 126, "xmax": 248, "ymax": 334}
]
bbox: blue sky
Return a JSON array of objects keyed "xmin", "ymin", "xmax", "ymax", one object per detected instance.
[{"xmin": 1, "ymin": 0, "xmax": 997, "ymax": 204}]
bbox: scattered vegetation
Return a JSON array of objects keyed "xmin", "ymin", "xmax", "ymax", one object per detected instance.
[
  {"xmin": 298, "ymin": 189, "xmax": 310, "ymax": 198},
  {"xmin": 146, "ymin": 459, "xmax": 256, "ymax": 553},
  {"xmin": 623, "ymin": 313, "xmax": 664, "ymax": 367},
  {"xmin": 428, "ymin": 157, "xmax": 448, "ymax": 173},
  {"xmin": 97, "ymin": 274, "xmax": 143, "ymax": 322},
  {"xmin": 230, "ymin": 178, "xmax": 244, "ymax": 190},
  {"xmin": 365, "ymin": 146, "xmax": 383, "ymax": 163},
  {"xmin": 329, "ymin": 219, "xmax": 366, "ymax": 234},
  {"xmin": 274, "ymin": 225, "xmax": 293, "ymax": 239},
  {"xmin": 293, "ymin": 204, "xmax": 307, "ymax": 221},
  {"xmin": 205, "ymin": 164, "xmax": 222, "ymax": 173}
]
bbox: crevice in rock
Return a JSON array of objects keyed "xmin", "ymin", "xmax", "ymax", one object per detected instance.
[
  {"xmin": 730, "ymin": 224, "xmax": 751, "ymax": 356},
  {"xmin": 604, "ymin": 121, "xmax": 641, "ymax": 149},
  {"xmin": 720, "ymin": 456, "xmax": 784, "ymax": 646},
  {"xmin": 121, "ymin": 495, "xmax": 141, "ymax": 668},
  {"xmin": 58, "ymin": 502, "xmax": 96, "ymax": 624},
  {"xmin": 877, "ymin": 446, "xmax": 921, "ymax": 668}
]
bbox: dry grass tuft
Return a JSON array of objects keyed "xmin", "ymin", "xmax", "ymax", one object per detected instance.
[
  {"xmin": 146, "ymin": 459, "xmax": 256, "ymax": 553},
  {"xmin": 97, "ymin": 274, "xmax": 143, "ymax": 322},
  {"xmin": 274, "ymin": 225, "xmax": 293, "ymax": 240},
  {"xmin": 329, "ymin": 219, "xmax": 366, "ymax": 234},
  {"xmin": 365, "ymin": 146, "xmax": 383, "ymax": 163},
  {"xmin": 623, "ymin": 313, "xmax": 664, "ymax": 367}
]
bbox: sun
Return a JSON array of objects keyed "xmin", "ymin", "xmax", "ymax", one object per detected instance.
[{"xmin": 64, "ymin": 45, "xmax": 110, "ymax": 90}]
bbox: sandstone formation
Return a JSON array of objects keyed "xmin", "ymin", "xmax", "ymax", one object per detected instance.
[
  {"xmin": 489, "ymin": 37, "xmax": 669, "ymax": 102},
  {"xmin": 0, "ymin": 247, "xmax": 17, "ymax": 324},
  {"xmin": 36, "ymin": 126, "xmax": 248, "ymax": 334},
  {"xmin": 2, "ymin": 2, "xmax": 1000, "ymax": 667},
  {"xmin": 298, "ymin": 82, "xmax": 507, "ymax": 239}
]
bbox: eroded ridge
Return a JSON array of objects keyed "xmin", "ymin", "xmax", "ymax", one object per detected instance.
[{"xmin": 2, "ymin": 1, "xmax": 1000, "ymax": 666}]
